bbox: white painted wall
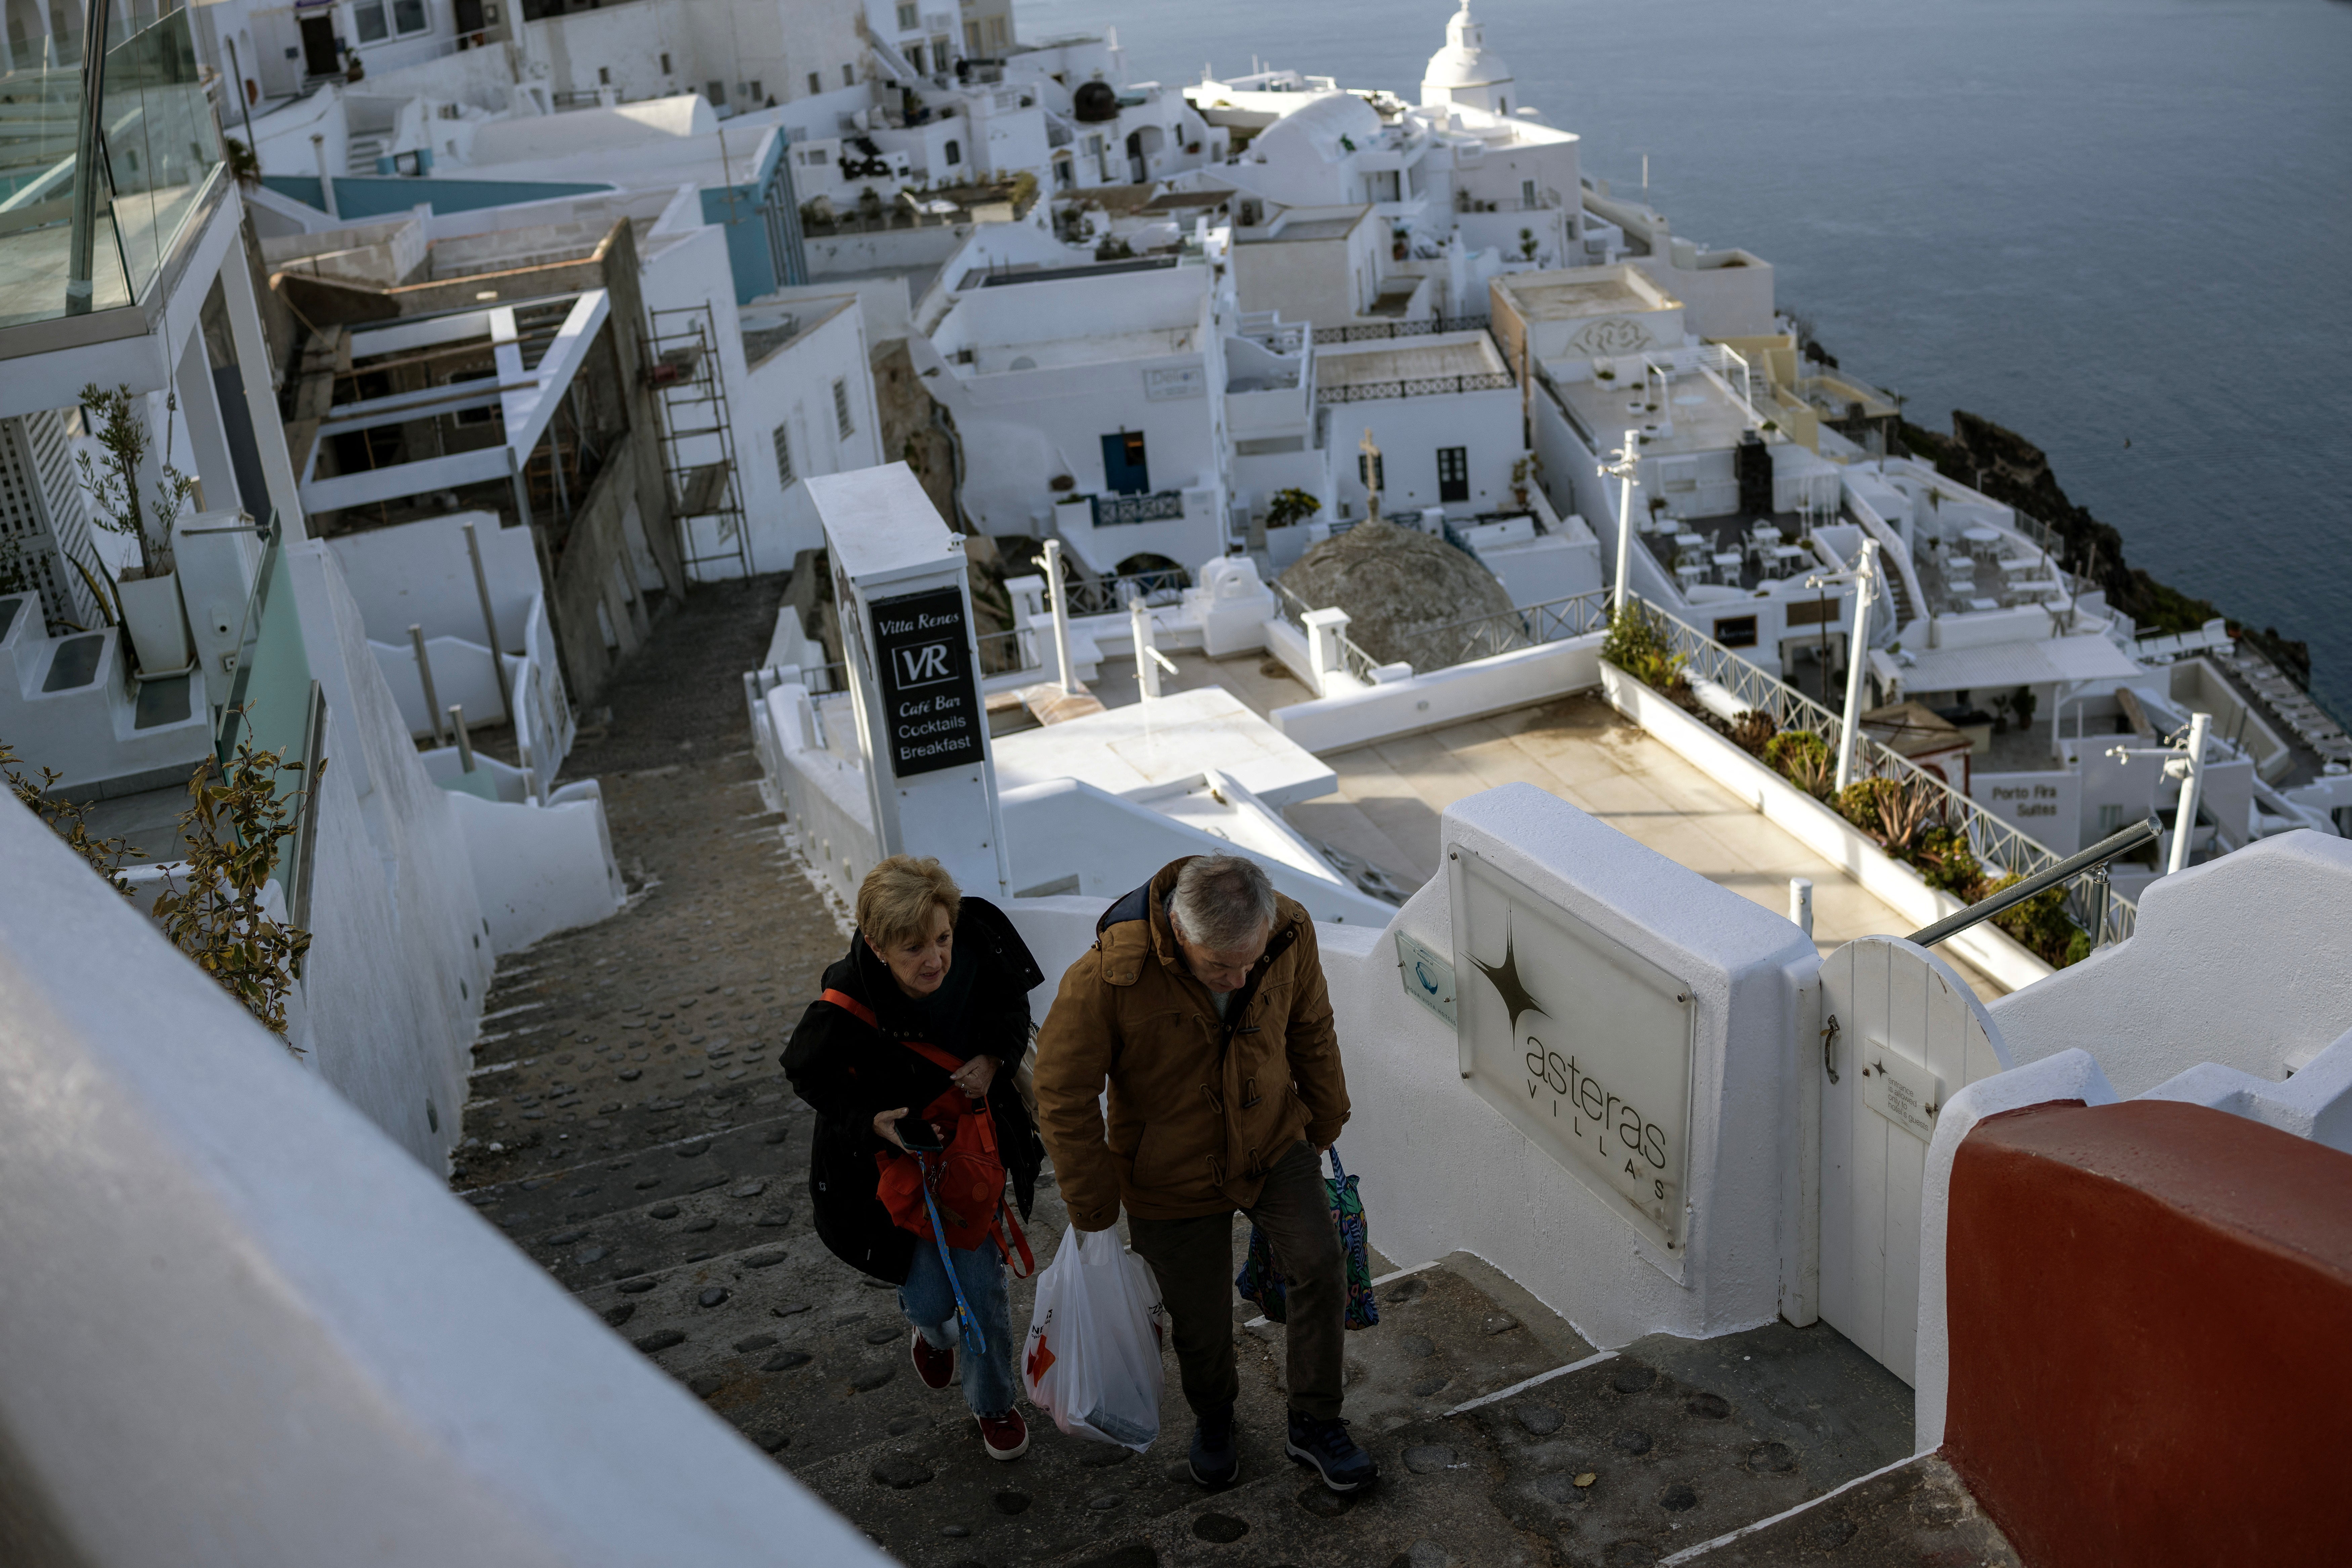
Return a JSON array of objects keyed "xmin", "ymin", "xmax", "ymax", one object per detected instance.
[
  {"xmin": 448, "ymin": 781, "xmax": 627, "ymax": 952},
  {"xmin": 325, "ymin": 509, "xmax": 541, "ymax": 648},
  {"xmin": 1272, "ymin": 630, "xmax": 1604, "ymax": 754},
  {"xmin": 1985, "ymin": 830, "xmax": 2352, "ymax": 1095},
  {"xmin": 0, "ymin": 798, "xmax": 894, "ymax": 1566}
]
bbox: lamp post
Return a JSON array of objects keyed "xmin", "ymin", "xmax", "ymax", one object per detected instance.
[
  {"xmin": 1605, "ymin": 428, "xmax": 1639, "ymax": 614},
  {"xmin": 1801, "ymin": 540, "xmax": 1880, "ymax": 796},
  {"xmin": 2105, "ymin": 711, "xmax": 2214, "ymax": 876}
]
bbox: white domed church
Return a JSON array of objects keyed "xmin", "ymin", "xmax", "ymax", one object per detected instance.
[{"xmin": 1421, "ymin": 1, "xmax": 1517, "ymax": 116}]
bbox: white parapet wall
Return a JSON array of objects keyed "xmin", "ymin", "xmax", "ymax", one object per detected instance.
[
  {"xmin": 0, "ymin": 802, "xmax": 895, "ymax": 1568},
  {"xmin": 1273, "ymin": 631, "xmax": 1607, "ymax": 754},
  {"xmin": 448, "ymin": 781, "xmax": 629, "ymax": 954},
  {"xmin": 752, "ymin": 676, "xmax": 884, "ymax": 911},
  {"xmin": 1984, "ymin": 829, "xmax": 2352, "ymax": 1094},
  {"xmin": 999, "ymin": 774, "xmax": 1395, "ymax": 924}
]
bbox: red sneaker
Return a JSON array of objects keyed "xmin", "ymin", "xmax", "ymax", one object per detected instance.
[
  {"xmin": 910, "ymin": 1330, "xmax": 956, "ymax": 1391},
  {"xmin": 977, "ymin": 1407, "xmax": 1029, "ymax": 1461}
]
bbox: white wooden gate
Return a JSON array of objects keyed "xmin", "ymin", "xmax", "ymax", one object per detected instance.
[{"xmin": 1818, "ymin": 936, "xmax": 2011, "ymax": 1386}]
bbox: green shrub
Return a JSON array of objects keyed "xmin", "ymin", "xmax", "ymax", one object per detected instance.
[
  {"xmin": 1602, "ymin": 605, "xmax": 1689, "ymax": 697},
  {"xmin": 1763, "ymin": 730, "xmax": 1834, "ymax": 798}
]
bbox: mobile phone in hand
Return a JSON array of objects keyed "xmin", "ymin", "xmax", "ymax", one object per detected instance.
[{"xmin": 896, "ymin": 1120, "xmax": 945, "ymax": 1153}]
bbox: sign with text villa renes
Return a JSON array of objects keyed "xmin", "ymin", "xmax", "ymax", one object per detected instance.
[
  {"xmin": 1448, "ymin": 848, "xmax": 1694, "ymax": 1261},
  {"xmin": 870, "ymin": 586, "xmax": 983, "ymax": 777}
]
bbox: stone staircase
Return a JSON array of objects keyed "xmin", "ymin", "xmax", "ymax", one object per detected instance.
[
  {"xmin": 455, "ymin": 1008, "xmax": 2015, "ymax": 1568},
  {"xmin": 447, "ymin": 575, "xmax": 2016, "ymax": 1566}
]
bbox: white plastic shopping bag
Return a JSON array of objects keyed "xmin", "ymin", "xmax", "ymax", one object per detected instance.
[{"xmin": 1021, "ymin": 1224, "xmax": 1166, "ymax": 1451}]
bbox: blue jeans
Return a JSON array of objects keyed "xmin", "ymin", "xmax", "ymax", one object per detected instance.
[{"xmin": 900, "ymin": 1235, "xmax": 1016, "ymax": 1418}]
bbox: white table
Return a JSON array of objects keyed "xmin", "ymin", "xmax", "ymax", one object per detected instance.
[
  {"xmin": 1711, "ymin": 550, "xmax": 1745, "ymax": 584},
  {"xmin": 1961, "ymin": 525, "xmax": 2003, "ymax": 558},
  {"xmin": 1675, "ymin": 562, "xmax": 1707, "ymax": 591},
  {"xmin": 1964, "ymin": 596, "xmax": 2002, "ymax": 614}
]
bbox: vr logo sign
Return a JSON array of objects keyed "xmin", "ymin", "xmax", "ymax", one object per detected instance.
[
  {"xmin": 870, "ymin": 586, "xmax": 984, "ymax": 777},
  {"xmin": 895, "ymin": 640, "xmax": 955, "ymax": 689}
]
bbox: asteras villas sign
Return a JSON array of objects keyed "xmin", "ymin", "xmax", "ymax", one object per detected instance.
[{"xmin": 1448, "ymin": 848, "xmax": 1695, "ymax": 1261}]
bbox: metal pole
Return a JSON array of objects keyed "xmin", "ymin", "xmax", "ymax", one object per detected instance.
[
  {"xmin": 449, "ymin": 705, "xmax": 475, "ymax": 773},
  {"xmin": 2167, "ymin": 711, "xmax": 2211, "ymax": 875},
  {"xmin": 310, "ymin": 133, "xmax": 338, "ymax": 219},
  {"xmin": 226, "ymin": 36, "xmax": 256, "ymax": 153},
  {"xmin": 2089, "ymin": 862, "xmax": 2111, "ymax": 949},
  {"xmin": 410, "ymin": 625, "xmax": 446, "ymax": 745},
  {"xmin": 1131, "ymin": 595, "xmax": 1160, "ymax": 700},
  {"xmin": 65, "ymin": 0, "xmax": 114, "ymax": 315},
  {"xmin": 462, "ymin": 521, "xmax": 514, "ymax": 726},
  {"xmin": 1042, "ymin": 538, "xmax": 1074, "ymax": 696},
  {"xmin": 1608, "ymin": 428, "xmax": 1638, "ymax": 614},
  {"xmin": 1834, "ymin": 539, "xmax": 1877, "ymax": 795},
  {"xmin": 1789, "ymin": 877, "xmax": 1813, "ymax": 940}
]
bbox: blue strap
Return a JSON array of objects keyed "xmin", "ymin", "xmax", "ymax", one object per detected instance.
[{"xmin": 914, "ymin": 1150, "xmax": 987, "ymax": 1355}]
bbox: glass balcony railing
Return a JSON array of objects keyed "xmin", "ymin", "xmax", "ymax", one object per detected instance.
[
  {"xmin": 0, "ymin": 3, "xmax": 222, "ymax": 331},
  {"xmin": 215, "ymin": 513, "xmax": 322, "ymax": 901}
]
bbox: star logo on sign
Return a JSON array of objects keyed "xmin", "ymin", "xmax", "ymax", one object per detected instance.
[{"xmin": 1471, "ymin": 923, "xmax": 1547, "ymax": 1034}]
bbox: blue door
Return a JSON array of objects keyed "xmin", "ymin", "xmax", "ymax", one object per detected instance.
[{"xmin": 1101, "ymin": 431, "xmax": 1149, "ymax": 496}]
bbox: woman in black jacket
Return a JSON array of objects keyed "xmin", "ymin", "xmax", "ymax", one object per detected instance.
[{"xmin": 782, "ymin": 854, "xmax": 1045, "ymax": 1461}]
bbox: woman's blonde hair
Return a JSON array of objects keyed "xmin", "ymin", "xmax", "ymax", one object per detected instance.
[{"xmin": 856, "ymin": 855, "xmax": 962, "ymax": 949}]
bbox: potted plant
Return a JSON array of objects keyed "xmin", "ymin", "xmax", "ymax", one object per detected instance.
[
  {"xmin": 1265, "ymin": 487, "xmax": 1321, "ymax": 530},
  {"xmin": 76, "ymin": 383, "xmax": 198, "ymax": 676}
]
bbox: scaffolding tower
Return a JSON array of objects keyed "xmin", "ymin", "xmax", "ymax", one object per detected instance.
[{"xmin": 645, "ymin": 304, "xmax": 751, "ymax": 582}]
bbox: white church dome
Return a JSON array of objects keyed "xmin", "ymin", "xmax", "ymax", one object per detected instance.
[{"xmin": 1422, "ymin": 1, "xmax": 1514, "ymax": 93}]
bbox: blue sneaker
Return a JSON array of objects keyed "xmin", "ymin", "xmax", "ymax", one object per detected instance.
[
  {"xmin": 1286, "ymin": 1411, "xmax": 1377, "ymax": 1492},
  {"xmin": 1188, "ymin": 1402, "xmax": 1240, "ymax": 1487}
]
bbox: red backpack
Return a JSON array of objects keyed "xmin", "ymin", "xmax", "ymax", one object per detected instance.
[{"xmin": 823, "ymin": 989, "xmax": 1034, "ymax": 1276}]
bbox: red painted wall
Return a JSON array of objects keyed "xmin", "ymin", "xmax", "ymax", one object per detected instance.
[{"xmin": 1943, "ymin": 1099, "xmax": 2352, "ymax": 1568}]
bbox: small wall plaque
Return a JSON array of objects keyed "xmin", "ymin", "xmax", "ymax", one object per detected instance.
[
  {"xmin": 1863, "ymin": 1042, "xmax": 1941, "ymax": 1142},
  {"xmin": 1395, "ymin": 930, "xmax": 1457, "ymax": 1029}
]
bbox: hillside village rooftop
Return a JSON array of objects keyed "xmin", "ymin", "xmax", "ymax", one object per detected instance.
[{"xmin": 1316, "ymin": 330, "xmax": 1510, "ymax": 389}]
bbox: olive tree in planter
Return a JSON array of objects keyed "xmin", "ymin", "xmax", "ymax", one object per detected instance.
[{"xmin": 76, "ymin": 383, "xmax": 198, "ymax": 676}]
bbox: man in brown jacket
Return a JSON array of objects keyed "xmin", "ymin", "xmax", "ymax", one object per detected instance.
[{"xmin": 1034, "ymin": 853, "xmax": 1377, "ymax": 1493}]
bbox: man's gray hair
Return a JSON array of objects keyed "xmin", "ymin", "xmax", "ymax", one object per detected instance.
[{"xmin": 1169, "ymin": 854, "xmax": 1278, "ymax": 951}]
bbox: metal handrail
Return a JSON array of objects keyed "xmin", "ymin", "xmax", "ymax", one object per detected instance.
[
  {"xmin": 1059, "ymin": 568, "xmax": 1188, "ymax": 617},
  {"xmin": 975, "ymin": 628, "xmax": 1033, "ymax": 678},
  {"xmin": 1908, "ymin": 815, "xmax": 2159, "ymax": 952},
  {"xmin": 1317, "ymin": 371, "xmax": 1513, "ymax": 404},
  {"xmin": 1625, "ymin": 598, "xmax": 2139, "ymax": 945},
  {"xmin": 1415, "ymin": 589, "xmax": 1611, "ymax": 671}
]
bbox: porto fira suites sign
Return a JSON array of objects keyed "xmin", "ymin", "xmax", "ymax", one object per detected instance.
[
  {"xmin": 1448, "ymin": 849, "xmax": 1695, "ymax": 1263},
  {"xmin": 870, "ymin": 586, "xmax": 983, "ymax": 778}
]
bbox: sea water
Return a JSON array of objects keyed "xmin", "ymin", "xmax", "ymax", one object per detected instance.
[{"xmin": 1022, "ymin": 0, "xmax": 2352, "ymax": 715}]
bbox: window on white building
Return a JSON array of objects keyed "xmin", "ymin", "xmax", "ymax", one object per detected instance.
[
  {"xmin": 944, "ymin": 139, "xmax": 961, "ymax": 166},
  {"xmin": 773, "ymin": 423, "xmax": 795, "ymax": 487},
  {"xmin": 832, "ymin": 378, "xmax": 854, "ymax": 439},
  {"xmin": 660, "ymin": 52, "xmax": 672, "ymax": 74},
  {"xmin": 896, "ymin": 2, "xmax": 919, "ymax": 29},
  {"xmin": 843, "ymin": 64, "xmax": 856, "ymax": 88},
  {"xmin": 807, "ymin": 71, "xmax": 822, "ymax": 95},
  {"xmin": 597, "ymin": 66, "xmax": 611, "ymax": 85},
  {"xmin": 392, "ymin": 0, "xmax": 427, "ymax": 34},
  {"xmin": 707, "ymin": 80, "xmax": 726, "ymax": 107}
]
